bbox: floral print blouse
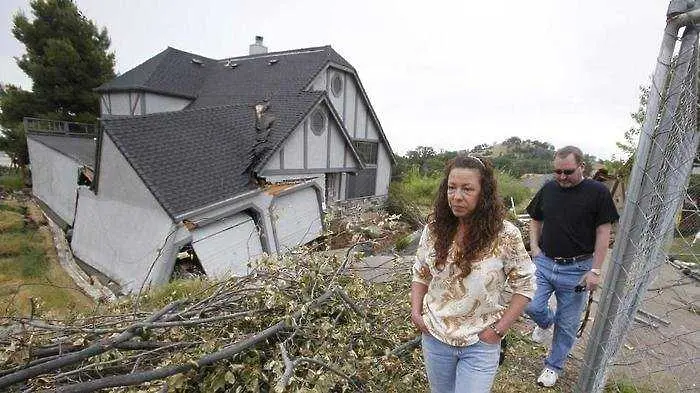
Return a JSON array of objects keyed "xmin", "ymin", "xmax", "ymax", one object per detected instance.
[{"xmin": 412, "ymin": 220, "xmax": 536, "ymax": 346}]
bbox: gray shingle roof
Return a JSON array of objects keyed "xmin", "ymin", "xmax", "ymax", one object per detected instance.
[
  {"xmin": 95, "ymin": 46, "xmax": 352, "ymax": 105},
  {"xmin": 27, "ymin": 134, "xmax": 96, "ymax": 168},
  {"xmin": 102, "ymin": 92, "xmax": 325, "ymax": 218},
  {"xmin": 95, "ymin": 47, "xmax": 215, "ymax": 98}
]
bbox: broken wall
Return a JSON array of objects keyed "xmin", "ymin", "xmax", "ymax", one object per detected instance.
[
  {"xmin": 71, "ymin": 135, "xmax": 177, "ymax": 292},
  {"xmin": 27, "ymin": 138, "xmax": 82, "ymax": 225}
]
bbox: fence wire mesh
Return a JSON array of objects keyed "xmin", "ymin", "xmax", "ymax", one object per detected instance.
[{"xmin": 576, "ymin": 23, "xmax": 700, "ymax": 393}]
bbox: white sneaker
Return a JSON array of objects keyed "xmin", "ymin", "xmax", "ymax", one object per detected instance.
[
  {"xmin": 531, "ymin": 325, "xmax": 554, "ymax": 346},
  {"xmin": 537, "ymin": 367, "xmax": 558, "ymax": 387}
]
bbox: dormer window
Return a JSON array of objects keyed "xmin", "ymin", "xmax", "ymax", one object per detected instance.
[{"xmin": 331, "ymin": 74, "xmax": 343, "ymax": 97}]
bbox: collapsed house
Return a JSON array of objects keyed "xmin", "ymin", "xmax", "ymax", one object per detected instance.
[{"xmin": 26, "ymin": 37, "xmax": 394, "ymax": 292}]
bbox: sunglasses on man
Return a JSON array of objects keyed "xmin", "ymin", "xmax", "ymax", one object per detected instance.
[{"xmin": 553, "ymin": 168, "xmax": 577, "ymax": 175}]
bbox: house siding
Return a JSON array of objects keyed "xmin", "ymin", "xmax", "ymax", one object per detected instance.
[
  {"xmin": 144, "ymin": 93, "xmax": 191, "ymax": 114},
  {"xmin": 106, "ymin": 92, "xmax": 131, "ymax": 116},
  {"xmin": 307, "ymin": 107, "xmax": 329, "ymax": 168},
  {"xmin": 71, "ymin": 135, "xmax": 176, "ymax": 291},
  {"xmin": 261, "ymin": 103, "xmax": 359, "ymax": 175},
  {"xmin": 100, "ymin": 92, "xmax": 191, "ymax": 116},
  {"xmin": 375, "ymin": 143, "xmax": 391, "ymax": 196},
  {"xmin": 27, "ymin": 138, "xmax": 82, "ymax": 225},
  {"xmin": 309, "ymin": 68, "xmax": 392, "ymax": 198}
]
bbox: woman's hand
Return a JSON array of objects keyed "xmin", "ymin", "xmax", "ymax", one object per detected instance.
[
  {"xmin": 411, "ymin": 311, "xmax": 429, "ymax": 334},
  {"xmin": 478, "ymin": 327, "xmax": 502, "ymax": 345}
]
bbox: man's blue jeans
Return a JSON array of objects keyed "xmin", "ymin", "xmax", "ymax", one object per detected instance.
[
  {"xmin": 421, "ymin": 332, "xmax": 501, "ymax": 393},
  {"xmin": 524, "ymin": 253, "xmax": 591, "ymax": 372}
]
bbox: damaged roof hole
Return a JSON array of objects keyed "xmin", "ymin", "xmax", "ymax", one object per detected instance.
[{"xmin": 171, "ymin": 244, "xmax": 206, "ymax": 281}]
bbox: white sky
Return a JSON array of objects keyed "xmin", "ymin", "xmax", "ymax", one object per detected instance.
[{"xmin": 0, "ymin": 0, "xmax": 671, "ymax": 160}]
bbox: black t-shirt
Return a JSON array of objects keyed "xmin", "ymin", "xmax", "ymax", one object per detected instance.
[{"xmin": 526, "ymin": 179, "xmax": 619, "ymax": 258}]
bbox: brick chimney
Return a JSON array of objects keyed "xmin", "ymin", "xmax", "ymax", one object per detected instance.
[{"xmin": 249, "ymin": 36, "xmax": 268, "ymax": 55}]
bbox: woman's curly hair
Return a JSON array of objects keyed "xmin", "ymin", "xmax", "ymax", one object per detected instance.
[{"xmin": 429, "ymin": 154, "xmax": 505, "ymax": 278}]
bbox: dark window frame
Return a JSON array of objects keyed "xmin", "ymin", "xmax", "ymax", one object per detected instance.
[{"xmin": 353, "ymin": 141, "xmax": 378, "ymax": 165}]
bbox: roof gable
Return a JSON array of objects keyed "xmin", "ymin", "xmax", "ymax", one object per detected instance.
[
  {"xmin": 258, "ymin": 97, "xmax": 364, "ymax": 173},
  {"xmin": 102, "ymin": 92, "xmax": 324, "ymax": 218}
]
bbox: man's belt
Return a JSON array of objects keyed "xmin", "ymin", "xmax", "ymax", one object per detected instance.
[{"xmin": 552, "ymin": 254, "xmax": 593, "ymax": 264}]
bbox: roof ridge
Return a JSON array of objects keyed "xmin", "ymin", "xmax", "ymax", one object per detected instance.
[
  {"xmin": 164, "ymin": 46, "xmax": 216, "ymax": 62},
  {"xmin": 103, "ymin": 91, "xmax": 326, "ymax": 124},
  {"xmin": 220, "ymin": 45, "xmax": 332, "ymax": 62}
]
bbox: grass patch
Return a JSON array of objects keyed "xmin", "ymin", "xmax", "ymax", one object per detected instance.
[
  {"xmin": 0, "ymin": 210, "xmax": 24, "ymax": 232},
  {"xmin": 666, "ymin": 236, "xmax": 700, "ymax": 265},
  {"xmin": 604, "ymin": 379, "xmax": 654, "ymax": 393},
  {"xmin": 0, "ymin": 200, "xmax": 26, "ymax": 214},
  {"xmin": 0, "ymin": 232, "xmax": 27, "ymax": 256},
  {"xmin": 0, "ymin": 199, "xmax": 93, "ymax": 317},
  {"xmin": 0, "ymin": 172, "xmax": 24, "ymax": 191}
]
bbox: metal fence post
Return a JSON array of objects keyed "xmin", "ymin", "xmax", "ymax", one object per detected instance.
[{"xmin": 576, "ymin": 9, "xmax": 700, "ymax": 392}]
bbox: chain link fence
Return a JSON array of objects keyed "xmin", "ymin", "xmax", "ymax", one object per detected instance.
[{"xmin": 576, "ymin": 7, "xmax": 700, "ymax": 392}]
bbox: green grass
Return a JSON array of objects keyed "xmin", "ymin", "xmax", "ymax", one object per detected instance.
[
  {"xmin": 0, "ymin": 210, "xmax": 24, "ymax": 232},
  {"xmin": 666, "ymin": 236, "xmax": 700, "ymax": 265},
  {"xmin": 0, "ymin": 171, "xmax": 24, "ymax": 191},
  {"xmin": 0, "ymin": 199, "xmax": 93, "ymax": 317},
  {"xmin": 0, "ymin": 200, "xmax": 27, "ymax": 214},
  {"xmin": 604, "ymin": 379, "xmax": 654, "ymax": 393}
]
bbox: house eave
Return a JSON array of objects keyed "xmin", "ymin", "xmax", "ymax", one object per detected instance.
[{"xmin": 173, "ymin": 188, "xmax": 263, "ymax": 222}]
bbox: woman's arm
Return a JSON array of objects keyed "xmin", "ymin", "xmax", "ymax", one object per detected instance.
[
  {"xmin": 479, "ymin": 294, "xmax": 529, "ymax": 343},
  {"xmin": 410, "ymin": 281, "xmax": 429, "ymax": 333}
]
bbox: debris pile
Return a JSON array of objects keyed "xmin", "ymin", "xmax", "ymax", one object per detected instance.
[{"xmin": 0, "ymin": 248, "xmax": 426, "ymax": 392}]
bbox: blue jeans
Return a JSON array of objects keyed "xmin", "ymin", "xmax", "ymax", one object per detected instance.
[
  {"xmin": 524, "ymin": 253, "xmax": 591, "ymax": 372},
  {"xmin": 421, "ymin": 333, "xmax": 501, "ymax": 393}
]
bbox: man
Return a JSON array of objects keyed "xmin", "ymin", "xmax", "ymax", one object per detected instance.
[{"xmin": 524, "ymin": 146, "xmax": 619, "ymax": 387}]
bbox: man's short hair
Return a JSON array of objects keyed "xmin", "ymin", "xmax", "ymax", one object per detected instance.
[{"xmin": 555, "ymin": 146, "xmax": 584, "ymax": 164}]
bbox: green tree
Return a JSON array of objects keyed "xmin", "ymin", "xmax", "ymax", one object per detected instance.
[{"xmin": 0, "ymin": 0, "xmax": 115, "ymax": 167}]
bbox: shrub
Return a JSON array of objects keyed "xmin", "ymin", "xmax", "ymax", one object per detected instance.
[{"xmin": 496, "ymin": 171, "xmax": 533, "ymax": 212}]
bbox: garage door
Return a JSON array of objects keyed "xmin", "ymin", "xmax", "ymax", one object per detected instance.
[
  {"xmin": 191, "ymin": 212, "xmax": 263, "ymax": 277},
  {"xmin": 271, "ymin": 187, "xmax": 323, "ymax": 252}
]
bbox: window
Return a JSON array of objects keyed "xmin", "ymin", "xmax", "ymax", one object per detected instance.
[
  {"xmin": 310, "ymin": 110, "xmax": 326, "ymax": 135},
  {"xmin": 331, "ymin": 74, "xmax": 343, "ymax": 97},
  {"xmin": 353, "ymin": 141, "xmax": 378, "ymax": 165}
]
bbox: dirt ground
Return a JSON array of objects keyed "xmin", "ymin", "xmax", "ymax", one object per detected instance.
[{"xmin": 568, "ymin": 260, "xmax": 699, "ymax": 393}]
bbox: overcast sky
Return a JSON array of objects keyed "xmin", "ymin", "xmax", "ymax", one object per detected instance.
[{"xmin": 0, "ymin": 1, "xmax": 672, "ymax": 160}]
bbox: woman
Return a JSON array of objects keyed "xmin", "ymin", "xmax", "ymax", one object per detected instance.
[{"xmin": 411, "ymin": 154, "xmax": 536, "ymax": 393}]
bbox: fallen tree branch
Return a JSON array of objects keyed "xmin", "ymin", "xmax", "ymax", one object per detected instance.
[
  {"xmin": 391, "ymin": 335, "xmax": 421, "ymax": 357},
  {"xmin": 0, "ymin": 300, "xmax": 183, "ymax": 390},
  {"xmin": 53, "ymin": 290, "xmax": 336, "ymax": 393}
]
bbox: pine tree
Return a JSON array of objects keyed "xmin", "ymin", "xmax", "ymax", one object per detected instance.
[{"xmin": 0, "ymin": 0, "xmax": 115, "ymax": 167}]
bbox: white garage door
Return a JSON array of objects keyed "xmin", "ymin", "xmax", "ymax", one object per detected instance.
[
  {"xmin": 191, "ymin": 212, "xmax": 263, "ymax": 277},
  {"xmin": 271, "ymin": 187, "xmax": 323, "ymax": 252}
]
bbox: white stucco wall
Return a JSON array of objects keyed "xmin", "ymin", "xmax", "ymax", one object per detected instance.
[
  {"xmin": 100, "ymin": 92, "xmax": 191, "ymax": 116},
  {"xmin": 375, "ymin": 144, "xmax": 391, "ymax": 196},
  {"xmin": 27, "ymin": 138, "xmax": 81, "ymax": 224},
  {"xmin": 71, "ymin": 135, "xmax": 175, "ymax": 291},
  {"xmin": 191, "ymin": 212, "xmax": 264, "ymax": 277},
  {"xmin": 328, "ymin": 122, "xmax": 345, "ymax": 168},
  {"xmin": 144, "ymin": 93, "xmax": 191, "ymax": 114},
  {"xmin": 283, "ymin": 122, "xmax": 304, "ymax": 168},
  {"xmin": 271, "ymin": 187, "xmax": 323, "ymax": 251},
  {"xmin": 105, "ymin": 92, "xmax": 131, "ymax": 116},
  {"xmin": 261, "ymin": 104, "xmax": 358, "ymax": 174},
  {"xmin": 307, "ymin": 107, "xmax": 329, "ymax": 168}
]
